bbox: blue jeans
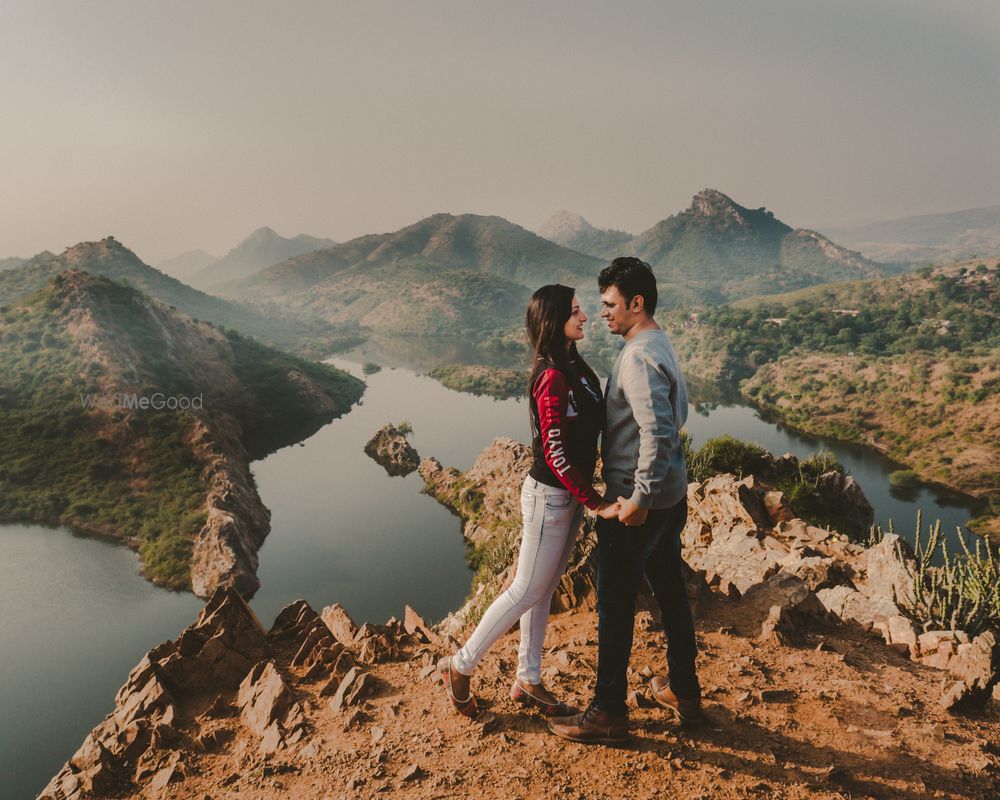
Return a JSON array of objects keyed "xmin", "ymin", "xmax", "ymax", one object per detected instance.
[{"xmin": 593, "ymin": 499, "xmax": 700, "ymax": 716}]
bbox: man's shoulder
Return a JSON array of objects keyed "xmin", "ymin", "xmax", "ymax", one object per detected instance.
[{"xmin": 623, "ymin": 330, "xmax": 676, "ymax": 362}]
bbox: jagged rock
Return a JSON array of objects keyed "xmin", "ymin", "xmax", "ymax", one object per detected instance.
[
  {"xmin": 329, "ymin": 667, "xmax": 373, "ymax": 712},
  {"xmin": 781, "ymin": 554, "xmax": 854, "ymax": 592},
  {"xmin": 188, "ymin": 418, "xmax": 271, "ymax": 599},
  {"xmin": 364, "ymin": 423, "xmax": 420, "ymax": 476},
  {"xmin": 269, "ymin": 599, "xmax": 346, "ymax": 675},
  {"xmin": 941, "ymin": 631, "xmax": 1000, "ymax": 711},
  {"xmin": 919, "ymin": 630, "xmax": 970, "ymax": 669},
  {"xmin": 39, "ymin": 586, "xmax": 269, "ymax": 800},
  {"xmin": 763, "ymin": 490, "xmax": 793, "ymax": 524},
  {"xmin": 321, "ymin": 603, "xmax": 359, "ymax": 647},
  {"xmin": 815, "ymin": 584, "xmax": 918, "ymax": 654},
  {"xmin": 738, "ymin": 571, "xmax": 830, "ymax": 646},
  {"xmin": 420, "ymin": 438, "xmax": 532, "ymax": 546},
  {"xmin": 864, "ymin": 533, "xmax": 916, "ymax": 607},
  {"xmin": 403, "ymin": 605, "xmax": 439, "ymax": 644},
  {"xmin": 161, "ymin": 586, "xmax": 269, "ymax": 696},
  {"xmin": 238, "ymin": 661, "xmax": 294, "ymax": 737},
  {"xmin": 354, "ymin": 623, "xmax": 401, "ymax": 663},
  {"xmin": 149, "ymin": 752, "xmax": 184, "ymax": 795}
]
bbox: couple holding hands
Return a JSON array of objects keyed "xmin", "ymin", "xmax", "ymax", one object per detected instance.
[{"xmin": 438, "ymin": 257, "xmax": 701, "ymax": 744}]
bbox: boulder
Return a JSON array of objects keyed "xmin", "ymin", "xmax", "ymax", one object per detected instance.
[{"xmin": 736, "ymin": 571, "xmax": 830, "ymax": 646}]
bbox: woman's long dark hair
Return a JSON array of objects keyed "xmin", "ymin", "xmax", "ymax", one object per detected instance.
[{"xmin": 525, "ymin": 284, "xmax": 599, "ymax": 397}]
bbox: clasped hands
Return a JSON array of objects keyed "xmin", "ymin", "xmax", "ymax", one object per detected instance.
[{"xmin": 594, "ymin": 496, "xmax": 648, "ymax": 527}]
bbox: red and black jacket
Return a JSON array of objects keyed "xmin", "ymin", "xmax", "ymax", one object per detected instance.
[{"xmin": 528, "ymin": 358, "xmax": 605, "ymax": 510}]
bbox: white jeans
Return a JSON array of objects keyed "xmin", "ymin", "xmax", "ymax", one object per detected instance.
[{"xmin": 453, "ymin": 476, "xmax": 583, "ymax": 684}]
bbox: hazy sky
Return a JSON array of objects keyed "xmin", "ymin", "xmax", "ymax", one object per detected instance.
[{"xmin": 2, "ymin": 0, "xmax": 998, "ymax": 263}]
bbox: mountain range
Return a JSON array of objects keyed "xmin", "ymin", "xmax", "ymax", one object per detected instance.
[
  {"xmin": 0, "ymin": 238, "xmax": 359, "ymax": 358},
  {"xmin": 188, "ymin": 226, "xmax": 336, "ymax": 289},
  {"xmin": 537, "ymin": 190, "xmax": 901, "ymax": 304},
  {"xmin": 820, "ymin": 205, "xmax": 1000, "ymax": 265},
  {"xmin": 218, "ymin": 213, "xmax": 603, "ymax": 336}
]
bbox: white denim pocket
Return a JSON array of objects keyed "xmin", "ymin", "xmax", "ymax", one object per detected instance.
[{"xmin": 544, "ymin": 491, "xmax": 573, "ymax": 510}]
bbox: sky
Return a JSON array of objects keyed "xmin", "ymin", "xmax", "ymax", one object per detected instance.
[{"xmin": 1, "ymin": 0, "xmax": 998, "ymax": 264}]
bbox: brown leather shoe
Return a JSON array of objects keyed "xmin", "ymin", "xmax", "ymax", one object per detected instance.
[
  {"xmin": 650, "ymin": 676, "xmax": 702, "ymax": 724},
  {"xmin": 547, "ymin": 704, "xmax": 629, "ymax": 745}
]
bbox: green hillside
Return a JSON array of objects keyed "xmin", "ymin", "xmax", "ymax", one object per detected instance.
[
  {"xmin": 0, "ymin": 269, "xmax": 364, "ymax": 589},
  {"xmin": 670, "ymin": 259, "xmax": 1000, "ymax": 537}
]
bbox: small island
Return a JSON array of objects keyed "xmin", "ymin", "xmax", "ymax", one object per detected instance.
[
  {"xmin": 426, "ymin": 364, "xmax": 527, "ymax": 400},
  {"xmin": 364, "ymin": 422, "xmax": 420, "ymax": 477}
]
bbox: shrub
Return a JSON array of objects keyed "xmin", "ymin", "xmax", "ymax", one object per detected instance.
[
  {"xmin": 889, "ymin": 469, "xmax": 920, "ymax": 490},
  {"xmin": 689, "ymin": 435, "xmax": 768, "ymax": 482}
]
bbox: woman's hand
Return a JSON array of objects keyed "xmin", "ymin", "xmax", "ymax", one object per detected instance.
[{"xmin": 595, "ymin": 500, "xmax": 622, "ymax": 520}]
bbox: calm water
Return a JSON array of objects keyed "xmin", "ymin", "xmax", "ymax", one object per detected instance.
[{"xmin": 1, "ymin": 356, "xmax": 981, "ymax": 799}]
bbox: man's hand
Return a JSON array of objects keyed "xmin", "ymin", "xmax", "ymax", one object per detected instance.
[
  {"xmin": 595, "ymin": 499, "xmax": 622, "ymax": 520},
  {"xmin": 617, "ymin": 498, "xmax": 648, "ymax": 527}
]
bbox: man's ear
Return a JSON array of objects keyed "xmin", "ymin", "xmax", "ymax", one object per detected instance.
[{"xmin": 630, "ymin": 294, "xmax": 644, "ymax": 314}]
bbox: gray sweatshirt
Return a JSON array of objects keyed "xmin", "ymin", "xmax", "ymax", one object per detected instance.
[{"xmin": 602, "ymin": 328, "xmax": 689, "ymax": 510}]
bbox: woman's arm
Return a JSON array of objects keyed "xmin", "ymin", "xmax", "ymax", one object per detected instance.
[{"xmin": 533, "ymin": 368, "xmax": 606, "ymax": 510}]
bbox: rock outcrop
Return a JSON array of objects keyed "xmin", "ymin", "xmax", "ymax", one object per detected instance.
[
  {"xmin": 188, "ymin": 417, "xmax": 271, "ymax": 599},
  {"xmin": 39, "ymin": 586, "xmax": 439, "ymax": 800},
  {"xmin": 364, "ymin": 423, "xmax": 420, "ymax": 477}
]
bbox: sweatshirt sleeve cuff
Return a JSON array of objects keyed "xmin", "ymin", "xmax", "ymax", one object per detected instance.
[
  {"xmin": 628, "ymin": 488, "xmax": 654, "ymax": 509},
  {"xmin": 583, "ymin": 492, "xmax": 604, "ymax": 511}
]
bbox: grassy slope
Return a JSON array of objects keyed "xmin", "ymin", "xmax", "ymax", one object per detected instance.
[{"xmin": 0, "ymin": 270, "xmax": 364, "ymax": 588}]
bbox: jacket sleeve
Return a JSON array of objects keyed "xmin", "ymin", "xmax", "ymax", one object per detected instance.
[
  {"xmin": 533, "ymin": 369, "xmax": 605, "ymax": 510},
  {"xmin": 618, "ymin": 347, "xmax": 680, "ymax": 508}
]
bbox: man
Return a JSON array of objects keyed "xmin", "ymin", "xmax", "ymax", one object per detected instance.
[{"xmin": 549, "ymin": 257, "xmax": 701, "ymax": 744}]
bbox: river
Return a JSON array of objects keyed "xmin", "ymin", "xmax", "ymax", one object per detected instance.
[{"xmin": 0, "ymin": 355, "xmax": 982, "ymax": 799}]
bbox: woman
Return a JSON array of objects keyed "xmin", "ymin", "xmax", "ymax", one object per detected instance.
[{"xmin": 438, "ymin": 285, "xmax": 620, "ymax": 719}]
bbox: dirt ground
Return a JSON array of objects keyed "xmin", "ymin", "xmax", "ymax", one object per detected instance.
[{"xmin": 132, "ymin": 591, "xmax": 1000, "ymax": 800}]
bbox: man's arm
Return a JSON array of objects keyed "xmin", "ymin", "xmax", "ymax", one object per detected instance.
[{"xmin": 619, "ymin": 346, "xmax": 680, "ymax": 518}]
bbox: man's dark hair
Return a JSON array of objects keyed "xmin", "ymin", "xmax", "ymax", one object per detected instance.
[{"xmin": 598, "ymin": 256, "xmax": 657, "ymax": 315}]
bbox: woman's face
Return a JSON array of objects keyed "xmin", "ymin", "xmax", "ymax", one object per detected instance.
[{"xmin": 563, "ymin": 295, "xmax": 587, "ymax": 344}]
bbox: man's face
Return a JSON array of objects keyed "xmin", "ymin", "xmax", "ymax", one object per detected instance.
[{"xmin": 599, "ymin": 285, "xmax": 637, "ymax": 336}]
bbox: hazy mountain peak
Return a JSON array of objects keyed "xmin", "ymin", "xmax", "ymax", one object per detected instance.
[
  {"xmin": 538, "ymin": 210, "xmax": 597, "ymax": 240},
  {"xmin": 62, "ymin": 236, "xmax": 142, "ymax": 267},
  {"xmin": 536, "ymin": 211, "xmax": 634, "ymax": 260},
  {"xmin": 191, "ymin": 226, "xmax": 336, "ymax": 289},
  {"xmin": 689, "ymin": 188, "xmax": 748, "ymax": 220},
  {"xmin": 244, "ymin": 226, "xmax": 281, "ymax": 243}
]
